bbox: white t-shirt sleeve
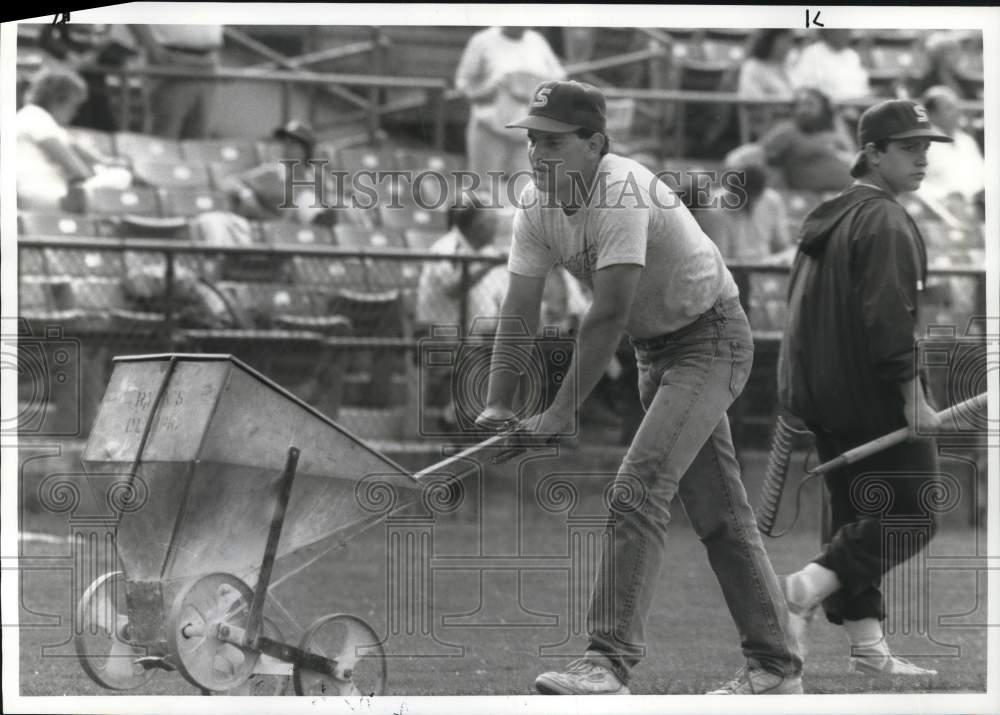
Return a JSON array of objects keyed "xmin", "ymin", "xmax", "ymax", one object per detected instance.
[
  {"xmin": 17, "ymin": 105, "xmax": 68, "ymax": 145},
  {"xmin": 591, "ymin": 181, "xmax": 649, "ymax": 270},
  {"xmin": 508, "ymin": 206, "xmax": 555, "ymax": 277}
]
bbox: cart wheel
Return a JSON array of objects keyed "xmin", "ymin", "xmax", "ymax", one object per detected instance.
[
  {"xmin": 293, "ymin": 614, "xmax": 386, "ymax": 696},
  {"xmin": 75, "ymin": 571, "xmax": 157, "ymax": 690},
  {"xmin": 207, "ymin": 616, "xmax": 290, "ymax": 696},
  {"xmin": 166, "ymin": 573, "xmax": 260, "ymax": 693}
]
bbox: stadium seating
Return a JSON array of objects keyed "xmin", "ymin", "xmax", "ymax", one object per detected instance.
[
  {"xmin": 335, "ymin": 146, "xmax": 398, "ymax": 174},
  {"xmin": 259, "ymin": 220, "xmax": 336, "ymax": 247},
  {"xmin": 18, "ymin": 211, "xmax": 103, "ymax": 238},
  {"xmin": 66, "ymin": 185, "xmax": 161, "ymax": 216},
  {"xmin": 43, "ymin": 247, "xmax": 124, "ymax": 279},
  {"xmin": 324, "ymin": 288, "xmax": 410, "ymax": 407},
  {"xmin": 403, "ymin": 227, "xmax": 442, "ymax": 252},
  {"xmin": 157, "ymin": 188, "xmax": 232, "ymax": 217},
  {"xmin": 379, "ymin": 203, "xmax": 449, "ymax": 232},
  {"xmin": 334, "ymin": 225, "xmax": 407, "ymax": 251},
  {"xmin": 67, "ymin": 127, "xmax": 116, "ymax": 158},
  {"xmin": 114, "ymin": 132, "xmax": 183, "ymax": 162},
  {"xmin": 180, "ymin": 138, "xmax": 259, "ymax": 169},
  {"xmin": 131, "ymin": 158, "xmax": 213, "ymax": 190},
  {"xmin": 290, "ymin": 254, "xmax": 371, "ymax": 292}
]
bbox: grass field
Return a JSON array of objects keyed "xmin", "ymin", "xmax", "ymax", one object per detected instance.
[{"xmin": 14, "ymin": 445, "xmax": 989, "ymax": 697}]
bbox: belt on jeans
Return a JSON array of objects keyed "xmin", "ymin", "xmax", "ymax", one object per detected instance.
[
  {"xmin": 162, "ymin": 45, "xmax": 217, "ymax": 55},
  {"xmin": 630, "ymin": 297, "xmax": 736, "ymax": 352}
]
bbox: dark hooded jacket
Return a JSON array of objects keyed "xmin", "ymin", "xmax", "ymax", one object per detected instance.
[{"xmin": 778, "ymin": 184, "xmax": 928, "ymax": 439}]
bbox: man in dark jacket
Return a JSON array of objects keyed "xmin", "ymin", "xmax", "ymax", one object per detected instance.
[{"xmin": 777, "ymin": 99, "xmax": 951, "ymax": 677}]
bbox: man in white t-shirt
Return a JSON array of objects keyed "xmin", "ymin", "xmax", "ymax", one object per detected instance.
[
  {"xmin": 455, "ymin": 27, "xmax": 566, "ymax": 182},
  {"xmin": 475, "ymin": 80, "xmax": 803, "ymax": 695}
]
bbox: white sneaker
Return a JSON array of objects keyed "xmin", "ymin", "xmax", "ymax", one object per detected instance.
[
  {"xmin": 707, "ymin": 665, "xmax": 804, "ymax": 694},
  {"xmin": 850, "ymin": 654, "xmax": 938, "ymax": 677},
  {"xmin": 535, "ymin": 657, "xmax": 630, "ymax": 695}
]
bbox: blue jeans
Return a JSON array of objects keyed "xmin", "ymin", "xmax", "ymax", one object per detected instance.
[{"xmin": 586, "ymin": 297, "xmax": 801, "ymax": 683}]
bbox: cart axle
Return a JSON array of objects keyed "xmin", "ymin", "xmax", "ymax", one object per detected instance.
[{"xmin": 213, "ymin": 624, "xmax": 343, "ymax": 678}]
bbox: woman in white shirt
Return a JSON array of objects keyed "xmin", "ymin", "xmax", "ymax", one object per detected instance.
[
  {"xmin": 16, "ymin": 68, "xmax": 130, "ymax": 211},
  {"xmin": 455, "ymin": 27, "xmax": 566, "ymax": 184}
]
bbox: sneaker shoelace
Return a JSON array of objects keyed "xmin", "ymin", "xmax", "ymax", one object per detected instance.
[{"xmin": 719, "ymin": 665, "xmax": 749, "ymax": 692}]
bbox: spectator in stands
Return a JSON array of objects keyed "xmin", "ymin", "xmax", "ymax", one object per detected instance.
[
  {"xmin": 738, "ymin": 29, "xmax": 796, "ymax": 141},
  {"xmin": 16, "ymin": 67, "xmax": 131, "ymax": 211},
  {"xmin": 759, "ymin": 87, "xmax": 856, "ymax": 192},
  {"xmin": 131, "ymin": 24, "xmax": 224, "ymax": 139},
  {"xmin": 38, "ymin": 23, "xmax": 137, "ymax": 131},
  {"xmin": 918, "ymin": 85, "xmax": 985, "ymax": 209},
  {"xmin": 416, "ymin": 193, "xmax": 504, "ymax": 331},
  {"xmin": 455, "ymin": 27, "xmax": 566, "ymax": 183},
  {"xmin": 788, "ymin": 29, "xmax": 870, "ymax": 103},
  {"xmin": 192, "ymin": 120, "xmax": 359, "ymax": 248},
  {"xmin": 702, "ymin": 145, "xmax": 792, "ymax": 264},
  {"xmin": 911, "ymin": 32, "xmax": 977, "ymax": 101}
]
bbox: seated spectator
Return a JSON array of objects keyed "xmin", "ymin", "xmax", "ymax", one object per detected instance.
[
  {"xmin": 788, "ymin": 29, "xmax": 870, "ymax": 103},
  {"xmin": 16, "ymin": 67, "xmax": 132, "ymax": 211},
  {"xmin": 911, "ymin": 32, "xmax": 978, "ymax": 100},
  {"xmin": 455, "ymin": 27, "xmax": 565, "ymax": 181},
  {"xmin": 759, "ymin": 87, "xmax": 855, "ymax": 191},
  {"xmin": 917, "ymin": 85, "xmax": 985, "ymax": 208},
  {"xmin": 122, "ymin": 262, "xmax": 252, "ymax": 329},
  {"xmin": 192, "ymin": 120, "xmax": 357, "ymax": 247},
  {"xmin": 701, "ymin": 145, "xmax": 792, "ymax": 263},
  {"xmin": 738, "ymin": 29, "xmax": 795, "ymax": 141},
  {"xmin": 416, "ymin": 193, "xmax": 504, "ymax": 331}
]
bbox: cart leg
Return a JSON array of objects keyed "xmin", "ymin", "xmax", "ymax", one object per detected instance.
[{"xmin": 245, "ymin": 446, "xmax": 300, "ymax": 648}]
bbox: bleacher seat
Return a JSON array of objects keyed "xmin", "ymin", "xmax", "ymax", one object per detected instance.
[
  {"xmin": 67, "ymin": 127, "xmax": 116, "ymax": 158},
  {"xmin": 290, "ymin": 254, "xmax": 370, "ymax": 292},
  {"xmin": 700, "ymin": 38, "xmax": 746, "ymax": 67},
  {"xmin": 324, "ymin": 288, "xmax": 409, "ymax": 407},
  {"xmin": 782, "ymin": 190, "xmax": 823, "ymax": 222},
  {"xmin": 334, "ymin": 226, "xmax": 407, "ymax": 251},
  {"xmin": 379, "ymin": 203, "xmax": 449, "ymax": 232},
  {"xmin": 106, "ymin": 215, "xmax": 193, "ymax": 240},
  {"xmin": 395, "ymin": 149, "xmax": 463, "ymax": 174},
  {"xmin": 60, "ymin": 277, "xmax": 164, "ymax": 333},
  {"xmin": 207, "ymin": 161, "xmax": 247, "ymax": 190},
  {"xmin": 18, "ymin": 212, "xmax": 102, "ymax": 238},
  {"xmin": 403, "ymin": 228, "xmax": 443, "ymax": 252},
  {"xmin": 334, "ymin": 146, "xmax": 398, "ymax": 173},
  {"xmin": 131, "ymin": 159, "xmax": 212, "ymax": 190},
  {"xmin": 114, "ymin": 132, "xmax": 183, "ymax": 162},
  {"xmin": 158, "ymin": 188, "xmax": 231, "ymax": 217},
  {"xmin": 747, "ymin": 273, "xmax": 789, "ymax": 332},
  {"xmin": 19, "ymin": 248, "xmax": 48, "ymax": 277},
  {"xmin": 259, "ymin": 221, "xmax": 335, "ymax": 247},
  {"xmin": 181, "ymin": 139, "xmax": 259, "ymax": 169},
  {"xmin": 67, "ymin": 186, "xmax": 161, "ymax": 217},
  {"xmin": 254, "ymin": 139, "xmax": 291, "ymax": 165},
  {"xmin": 43, "ymin": 247, "xmax": 125, "ymax": 279}
]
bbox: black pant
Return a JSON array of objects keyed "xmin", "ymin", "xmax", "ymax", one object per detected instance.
[{"xmin": 810, "ymin": 431, "xmax": 940, "ymax": 625}]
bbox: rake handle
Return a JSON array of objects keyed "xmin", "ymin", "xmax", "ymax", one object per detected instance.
[{"xmin": 811, "ymin": 392, "xmax": 988, "ymax": 476}]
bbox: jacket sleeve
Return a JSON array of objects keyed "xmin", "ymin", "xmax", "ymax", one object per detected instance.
[{"xmin": 850, "ymin": 203, "xmax": 920, "ymax": 384}]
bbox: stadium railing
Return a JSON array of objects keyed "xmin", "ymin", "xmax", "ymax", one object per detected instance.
[{"xmin": 17, "ymin": 236, "xmax": 986, "ymax": 449}]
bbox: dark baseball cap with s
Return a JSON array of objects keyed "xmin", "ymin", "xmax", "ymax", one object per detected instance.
[
  {"xmin": 506, "ymin": 80, "xmax": 607, "ymax": 133},
  {"xmin": 857, "ymin": 99, "xmax": 953, "ymax": 145}
]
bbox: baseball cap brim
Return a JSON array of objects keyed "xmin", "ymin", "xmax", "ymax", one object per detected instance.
[
  {"xmin": 886, "ymin": 127, "xmax": 954, "ymax": 143},
  {"xmin": 505, "ymin": 115, "xmax": 583, "ymax": 133}
]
